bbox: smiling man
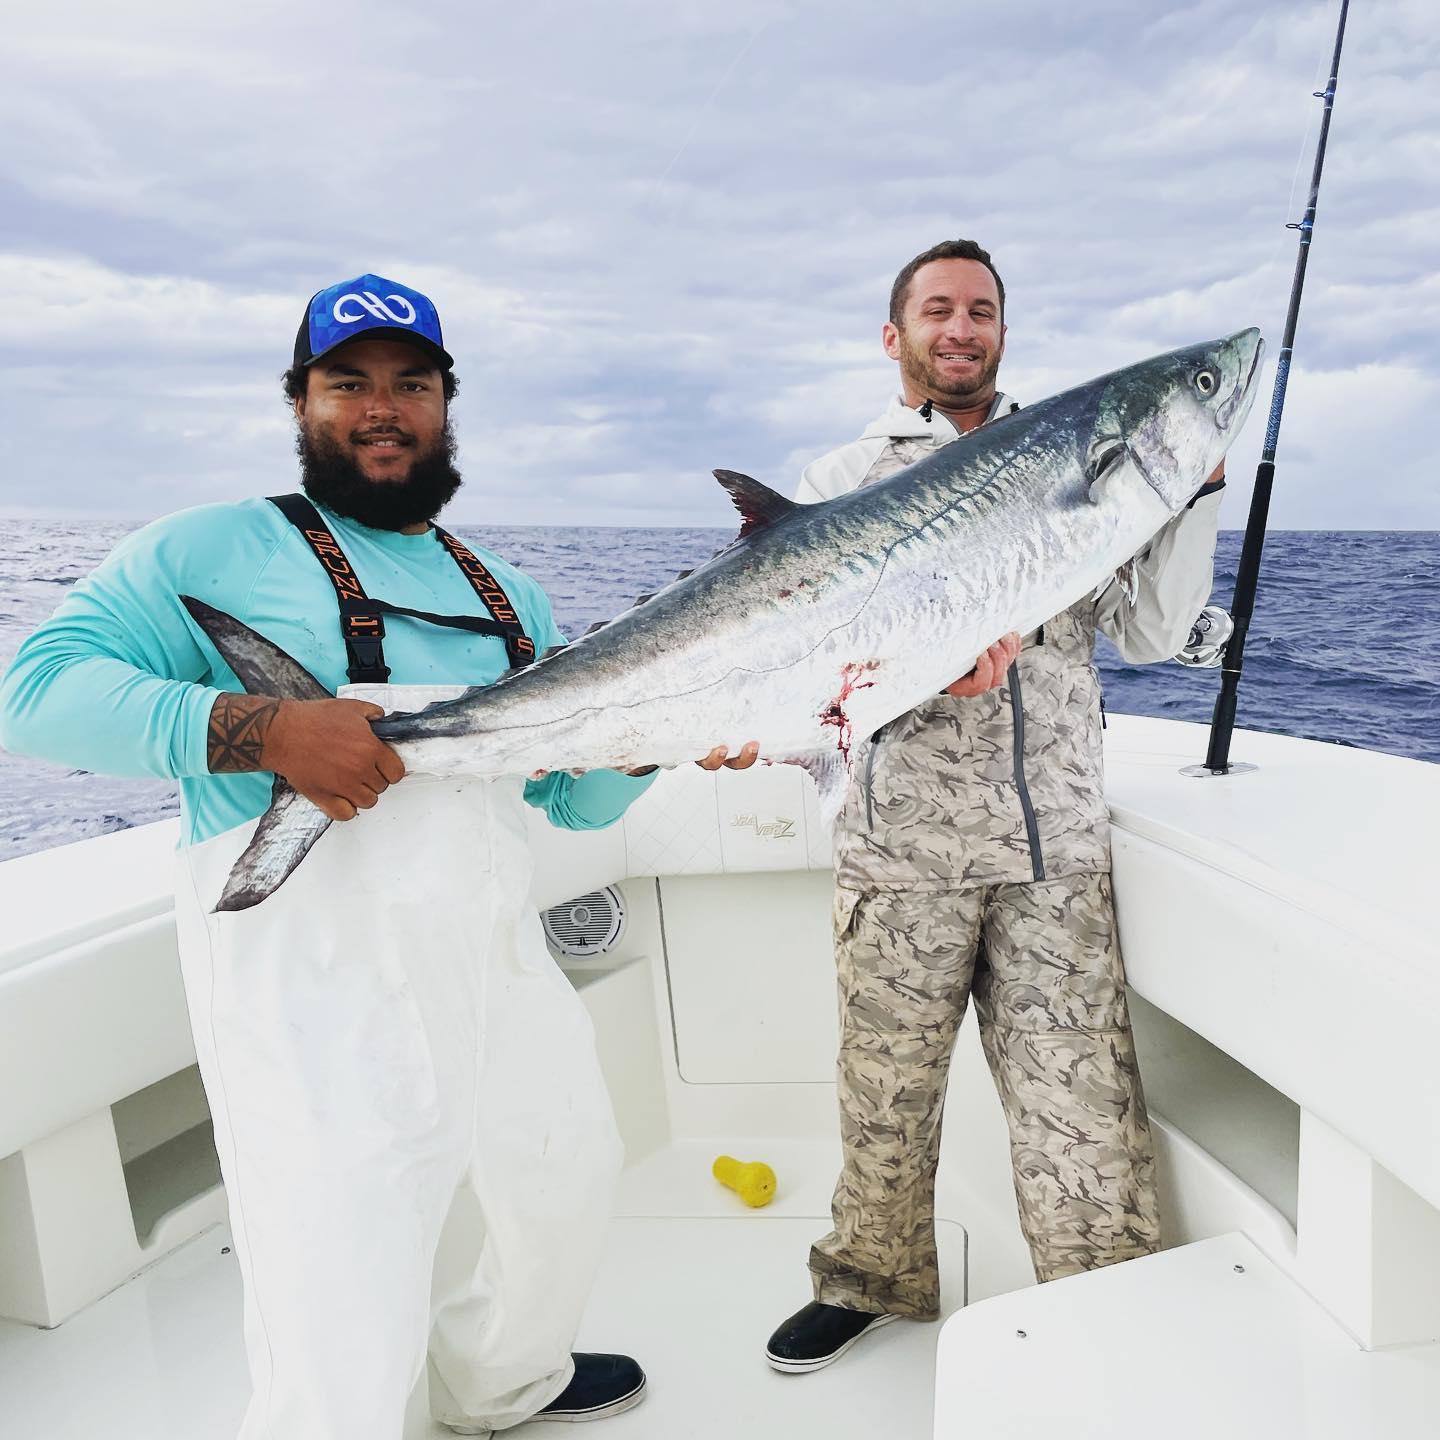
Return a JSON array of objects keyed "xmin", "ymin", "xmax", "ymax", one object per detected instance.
[
  {"xmin": 0, "ymin": 274, "xmax": 755, "ymax": 1440},
  {"xmin": 765, "ymin": 240, "xmax": 1228, "ymax": 1373}
]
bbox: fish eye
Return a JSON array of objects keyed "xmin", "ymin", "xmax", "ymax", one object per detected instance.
[{"xmin": 1194, "ymin": 368, "xmax": 1219, "ymax": 397}]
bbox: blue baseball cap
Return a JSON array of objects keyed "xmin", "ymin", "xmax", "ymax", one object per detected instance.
[{"xmin": 293, "ymin": 273, "xmax": 454, "ymax": 371}]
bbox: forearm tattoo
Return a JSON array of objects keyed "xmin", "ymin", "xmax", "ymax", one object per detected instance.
[{"xmin": 208, "ymin": 694, "xmax": 280, "ymax": 773}]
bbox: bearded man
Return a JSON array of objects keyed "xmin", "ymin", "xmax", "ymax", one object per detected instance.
[
  {"xmin": 764, "ymin": 240, "xmax": 1228, "ymax": 1372},
  {"xmin": 0, "ymin": 273, "xmax": 756, "ymax": 1439}
]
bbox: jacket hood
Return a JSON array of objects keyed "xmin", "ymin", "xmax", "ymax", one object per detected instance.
[{"xmin": 859, "ymin": 391, "xmax": 1018, "ymax": 442}]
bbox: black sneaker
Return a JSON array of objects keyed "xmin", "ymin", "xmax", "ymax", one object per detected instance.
[
  {"xmin": 765, "ymin": 1301, "xmax": 898, "ymax": 1373},
  {"xmin": 533, "ymin": 1353, "xmax": 647, "ymax": 1422}
]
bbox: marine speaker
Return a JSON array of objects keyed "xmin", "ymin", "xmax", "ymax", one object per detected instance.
[{"xmin": 541, "ymin": 886, "xmax": 627, "ymax": 958}]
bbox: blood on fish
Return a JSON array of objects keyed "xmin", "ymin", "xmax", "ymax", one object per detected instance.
[{"xmin": 818, "ymin": 661, "xmax": 879, "ymax": 760}]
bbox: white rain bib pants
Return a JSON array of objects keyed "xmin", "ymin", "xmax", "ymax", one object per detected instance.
[{"xmin": 174, "ymin": 688, "xmax": 622, "ymax": 1439}]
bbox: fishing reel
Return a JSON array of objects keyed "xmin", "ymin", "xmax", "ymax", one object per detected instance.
[{"xmin": 1173, "ymin": 605, "xmax": 1234, "ymax": 668}]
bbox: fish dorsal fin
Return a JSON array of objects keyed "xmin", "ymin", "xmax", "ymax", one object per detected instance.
[
  {"xmin": 583, "ymin": 620, "xmax": 607, "ymax": 636},
  {"xmin": 492, "ymin": 638, "xmax": 566, "ymax": 686},
  {"xmin": 618, "ymin": 564, "xmax": 701, "ymax": 619},
  {"xmin": 714, "ymin": 469, "xmax": 797, "ymax": 538},
  {"xmin": 482, "ymin": 662, "xmax": 529, "ymax": 689}
]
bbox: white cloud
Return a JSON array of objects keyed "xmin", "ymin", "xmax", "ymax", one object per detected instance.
[
  {"xmin": 1222, "ymin": 360, "xmax": 1440, "ymax": 530},
  {"xmin": 0, "ymin": 0, "xmax": 1434, "ymax": 530},
  {"xmin": 0, "ymin": 254, "xmax": 294, "ymax": 352}
]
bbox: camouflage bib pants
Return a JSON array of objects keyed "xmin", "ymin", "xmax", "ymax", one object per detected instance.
[{"xmin": 810, "ymin": 873, "xmax": 1160, "ymax": 1314}]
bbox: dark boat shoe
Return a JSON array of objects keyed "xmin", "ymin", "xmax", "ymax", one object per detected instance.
[
  {"xmin": 765, "ymin": 1301, "xmax": 899, "ymax": 1373},
  {"xmin": 443, "ymin": 1354, "xmax": 647, "ymax": 1433},
  {"xmin": 534, "ymin": 1352, "xmax": 647, "ymax": 1422}
]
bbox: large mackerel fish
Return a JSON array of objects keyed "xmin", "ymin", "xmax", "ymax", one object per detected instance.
[{"xmin": 187, "ymin": 329, "xmax": 1263, "ymax": 910}]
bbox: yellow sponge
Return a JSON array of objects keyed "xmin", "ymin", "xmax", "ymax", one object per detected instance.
[{"xmin": 713, "ymin": 1155, "xmax": 777, "ymax": 1208}]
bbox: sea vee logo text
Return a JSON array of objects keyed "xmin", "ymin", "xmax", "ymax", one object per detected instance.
[{"xmin": 731, "ymin": 814, "xmax": 797, "ymax": 841}]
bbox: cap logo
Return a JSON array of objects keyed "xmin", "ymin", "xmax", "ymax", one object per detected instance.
[{"xmin": 332, "ymin": 291, "xmax": 418, "ymax": 326}]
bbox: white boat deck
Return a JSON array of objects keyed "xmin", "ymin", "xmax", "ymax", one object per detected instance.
[
  {"xmin": 9, "ymin": 1152, "xmax": 1440, "ymax": 1440},
  {"xmin": 0, "ymin": 1139, "xmax": 969, "ymax": 1440}
]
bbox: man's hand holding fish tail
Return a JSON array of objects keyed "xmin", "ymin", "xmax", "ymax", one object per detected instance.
[{"xmin": 208, "ymin": 692, "xmax": 406, "ymax": 821}]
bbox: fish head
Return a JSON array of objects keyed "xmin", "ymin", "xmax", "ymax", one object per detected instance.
[{"xmin": 1088, "ymin": 328, "xmax": 1265, "ymax": 513}]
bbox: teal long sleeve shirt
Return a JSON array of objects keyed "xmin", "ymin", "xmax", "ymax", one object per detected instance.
[{"xmin": 0, "ymin": 498, "xmax": 657, "ymax": 847}]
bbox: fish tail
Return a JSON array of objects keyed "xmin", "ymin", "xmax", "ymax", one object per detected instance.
[
  {"xmin": 180, "ymin": 596, "xmax": 331, "ymax": 703},
  {"xmin": 216, "ymin": 776, "xmax": 333, "ymax": 912},
  {"xmin": 180, "ymin": 596, "xmax": 334, "ymax": 911}
]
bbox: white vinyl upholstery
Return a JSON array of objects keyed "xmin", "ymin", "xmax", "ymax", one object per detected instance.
[{"xmin": 0, "ymin": 822, "xmax": 189, "ymax": 1161}]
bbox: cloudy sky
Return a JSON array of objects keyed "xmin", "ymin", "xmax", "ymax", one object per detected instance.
[{"xmin": 1, "ymin": 0, "xmax": 1435, "ymax": 530}]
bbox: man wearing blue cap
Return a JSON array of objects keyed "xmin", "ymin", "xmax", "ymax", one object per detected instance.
[{"xmin": 0, "ymin": 275, "xmax": 755, "ymax": 1438}]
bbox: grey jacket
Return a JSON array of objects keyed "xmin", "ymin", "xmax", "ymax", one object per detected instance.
[{"xmin": 795, "ymin": 393, "xmax": 1223, "ymax": 888}]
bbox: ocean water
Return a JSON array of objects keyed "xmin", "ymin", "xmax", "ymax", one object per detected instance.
[{"xmin": 1, "ymin": 521, "xmax": 1436, "ymax": 862}]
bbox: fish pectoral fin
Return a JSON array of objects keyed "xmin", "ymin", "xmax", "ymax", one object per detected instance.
[
  {"xmin": 713, "ymin": 469, "xmax": 799, "ymax": 539},
  {"xmin": 215, "ymin": 777, "xmax": 333, "ymax": 912},
  {"xmin": 778, "ymin": 749, "xmax": 852, "ymax": 829},
  {"xmin": 181, "ymin": 596, "xmax": 330, "ymax": 701}
]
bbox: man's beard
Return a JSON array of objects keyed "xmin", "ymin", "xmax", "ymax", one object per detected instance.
[
  {"xmin": 897, "ymin": 327, "xmax": 1002, "ymax": 406},
  {"xmin": 297, "ymin": 421, "xmax": 463, "ymax": 531}
]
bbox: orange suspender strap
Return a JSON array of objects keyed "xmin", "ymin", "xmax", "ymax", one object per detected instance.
[
  {"xmin": 432, "ymin": 526, "xmax": 537, "ymax": 666},
  {"xmin": 268, "ymin": 494, "xmax": 535, "ymax": 683}
]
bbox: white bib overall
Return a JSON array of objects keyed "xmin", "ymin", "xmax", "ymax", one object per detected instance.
[{"xmin": 174, "ymin": 686, "xmax": 622, "ymax": 1438}]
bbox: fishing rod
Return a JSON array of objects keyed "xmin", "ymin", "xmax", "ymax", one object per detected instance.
[{"xmin": 1190, "ymin": 0, "xmax": 1350, "ymax": 777}]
